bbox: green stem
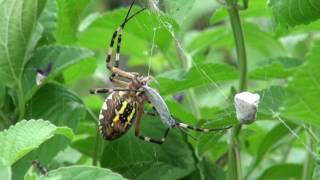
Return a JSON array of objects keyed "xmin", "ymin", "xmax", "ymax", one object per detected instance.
[
  {"xmin": 228, "ymin": 124, "xmax": 242, "ymax": 180},
  {"xmin": 302, "ymin": 127, "xmax": 317, "ymax": 180},
  {"xmin": 93, "ymin": 128, "xmax": 101, "ymax": 166},
  {"xmin": 17, "ymin": 82, "xmax": 25, "ymax": 121},
  {"xmin": 87, "ymin": 107, "xmax": 100, "ymax": 166},
  {"xmin": 225, "ymin": 0, "xmax": 248, "ymax": 179}
]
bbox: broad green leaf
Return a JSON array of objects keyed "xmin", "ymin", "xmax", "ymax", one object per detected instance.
[
  {"xmin": 0, "ymin": 0, "xmax": 42, "ymax": 88},
  {"xmin": 63, "ymin": 57, "xmax": 97, "ymax": 84},
  {"xmin": 243, "ymin": 23, "xmax": 285, "ymax": 60},
  {"xmin": 268, "ymin": 0, "xmax": 320, "ymax": 27},
  {"xmin": 45, "ymin": 166, "xmax": 126, "ymax": 180},
  {"xmin": 155, "ymin": 63, "xmax": 238, "ymax": 94},
  {"xmin": 164, "ymin": 0, "xmax": 195, "ymax": 26},
  {"xmin": 78, "ymin": 7, "xmax": 178, "ymax": 56},
  {"xmin": 24, "ymin": 163, "xmax": 41, "ymax": 180},
  {"xmin": 258, "ymin": 163, "xmax": 303, "ymax": 179},
  {"xmin": 254, "ymin": 122, "xmax": 297, "ymax": 166},
  {"xmin": 200, "ymin": 106, "xmax": 237, "ymax": 127},
  {"xmin": 282, "ymin": 41, "xmax": 320, "ymax": 127},
  {"xmin": 250, "ymin": 57, "xmax": 302, "ymax": 80},
  {"xmin": 210, "ymin": 0, "xmax": 272, "ymax": 24},
  {"xmin": 258, "ymin": 86, "xmax": 288, "ymax": 115},
  {"xmin": 186, "ymin": 26, "xmax": 230, "ymax": 55},
  {"xmin": 22, "ymin": 45, "xmax": 94, "ymax": 101},
  {"xmin": 55, "ymin": 0, "xmax": 90, "ymax": 44},
  {"xmin": 71, "ymin": 122, "xmax": 97, "ymax": 157},
  {"xmin": 186, "ymin": 23, "xmax": 285, "ymax": 61},
  {"xmin": 101, "ymin": 116, "xmax": 195, "ymax": 179},
  {"xmin": 166, "ymin": 100, "xmax": 198, "ymax": 124},
  {"xmin": 0, "ymin": 159, "xmax": 11, "ymax": 180},
  {"xmin": 12, "ymin": 83, "xmax": 86, "ymax": 180},
  {"xmin": 197, "ymin": 159, "xmax": 226, "ymax": 180},
  {"xmin": 0, "ymin": 119, "xmax": 73, "ymax": 166},
  {"xmin": 38, "ymin": 0, "xmax": 58, "ymax": 44}
]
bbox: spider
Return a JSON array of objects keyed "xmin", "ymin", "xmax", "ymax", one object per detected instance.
[{"xmin": 90, "ymin": 0, "xmax": 231, "ymax": 144}]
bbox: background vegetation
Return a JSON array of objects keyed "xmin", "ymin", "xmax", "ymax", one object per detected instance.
[{"xmin": 0, "ymin": 0, "xmax": 320, "ymax": 179}]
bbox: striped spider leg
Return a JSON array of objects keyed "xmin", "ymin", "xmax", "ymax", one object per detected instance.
[{"xmin": 105, "ymin": 0, "xmax": 146, "ymax": 84}]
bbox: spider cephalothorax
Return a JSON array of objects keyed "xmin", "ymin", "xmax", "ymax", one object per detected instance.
[{"xmin": 90, "ymin": 0, "xmax": 231, "ymax": 144}]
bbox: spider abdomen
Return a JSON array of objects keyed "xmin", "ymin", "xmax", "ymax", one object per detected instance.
[{"xmin": 99, "ymin": 92, "xmax": 137, "ymax": 140}]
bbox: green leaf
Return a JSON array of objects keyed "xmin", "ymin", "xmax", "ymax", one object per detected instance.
[
  {"xmin": 155, "ymin": 63, "xmax": 238, "ymax": 94},
  {"xmin": 0, "ymin": 119, "xmax": 74, "ymax": 166},
  {"xmin": 24, "ymin": 162, "xmax": 41, "ymax": 180},
  {"xmin": 12, "ymin": 83, "xmax": 86, "ymax": 180},
  {"xmin": 71, "ymin": 122, "xmax": 97, "ymax": 157},
  {"xmin": 282, "ymin": 41, "xmax": 320, "ymax": 127},
  {"xmin": 210, "ymin": 0, "xmax": 272, "ymax": 23},
  {"xmin": 55, "ymin": 0, "xmax": 90, "ymax": 44},
  {"xmin": 101, "ymin": 116, "xmax": 195, "ymax": 179},
  {"xmin": 197, "ymin": 159, "xmax": 226, "ymax": 180},
  {"xmin": 258, "ymin": 86, "xmax": 288, "ymax": 115},
  {"xmin": 268, "ymin": 0, "xmax": 320, "ymax": 27},
  {"xmin": 38, "ymin": 0, "xmax": 58, "ymax": 44},
  {"xmin": 0, "ymin": 0, "xmax": 42, "ymax": 87},
  {"xmin": 243, "ymin": 23, "xmax": 285, "ymax": 60},
  {"xmin": 22, "ymin": 45, "xmax": 94, "ymax": 101},
  {"xmin": 78, "ymin": 7, "xmax": 178, "ymax": 55},
  {"xmin": 186, "ymin": 26, "xmax": 230, "ymax": 55},
  {"xmin": 45, "ymin": 165, "xmax": 126, "ymax": 180},
  {"xmin": 258, "ymin": 163, "xmax": 303, "ymax": 179},
  {"xmin": 164, "ymin": 0, "xmax": 195, "ymax": 26},
  {"xmin": 0, "ymin": 159, "xmax": 11, "ymax": 180},
  {"xmin": 255, "ymin": 122, "xmax": 297, "ymax": 166},
  {"xmin": 186, "ymin": 23, "xmax": 285, "ymax": 61},
  {"xmin": 250, "ymin": 57, "xmax": 302, "ymax": 80},
  {"xmin": 63, "ymin": 57, "xmax": 97, "ymax": 84}
]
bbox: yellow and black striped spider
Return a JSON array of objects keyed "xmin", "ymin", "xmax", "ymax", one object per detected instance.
[{"xmin": 90, "ymin": 0, "xmax": 231, "ymax": 144}]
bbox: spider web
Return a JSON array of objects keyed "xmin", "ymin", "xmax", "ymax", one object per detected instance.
[
  {"xmin": 129, "ymin": 0, "xmax": 320, "ymax": 177},
  {"xmin": 20, "ymin": 0, "xmax": 320, "ymax": 178}
]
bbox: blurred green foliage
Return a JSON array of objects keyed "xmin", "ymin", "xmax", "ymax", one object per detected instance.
[{"xmin": 0, "ymin": 0, "xmax": 320, "ymax": 179}]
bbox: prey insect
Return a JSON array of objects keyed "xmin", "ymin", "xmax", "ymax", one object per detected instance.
[
  {"xmin": 32, "ymin": 160, "xmax": 48, "ymax": 176},
  {"xmin": 90, "ymin": 0, "xmax": 231, "ymax": 144}
]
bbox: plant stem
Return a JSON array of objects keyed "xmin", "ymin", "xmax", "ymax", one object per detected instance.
[
  {"xmin": 17, "ymin": 82, "xmax": 25, "ymax": 121},
  {"xmin": 93, "ymin": 128, "xmax": 101, "ymax": 166},
  {"xmin": 225, "ymin": 0, "xmax": 248, "ymax": 179},
  {"xmin": 87, "ymin": 107, "xmax": 100, "ymax": 166},
  {"xmin": 302, "ymin": 127, "xmax": 317, "ymax": 180}
]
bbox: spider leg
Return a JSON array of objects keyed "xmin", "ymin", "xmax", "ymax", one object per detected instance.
[
  {"xmin": 134, "ymin": 104, "xmax": 170, "ymax": 144},
  {"xmin": 90, "ymin": 88, "xmax": 142, "ymax": 94},
  {"xmin": 109, "ymin": 67, "xmax": 136, "ymax": 80},
  {"xmin": 106, "ymin": 0, "xmax": 146, "ymax": 77},
  {"xmin": 144, "ymin": 110, "xmax": 158, "ymax": 116},
  {"xmin": 109, "ymin": 77, "xmax": 129, "ymax": 87},
  {"xmin": 113, "ymin": 8, "xmax": 146, "ymax": 70},
  {"xmin": 144, "ymin": 101, "xmax": 158, "ymax": 116},
  {"xmin": 175, "ymin": 122, "xmax": 232, "ymax": 132}
]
